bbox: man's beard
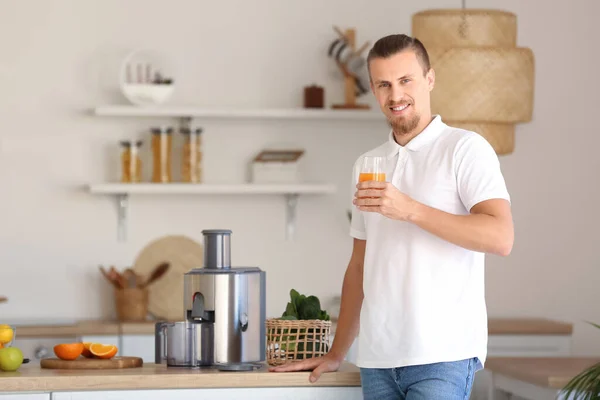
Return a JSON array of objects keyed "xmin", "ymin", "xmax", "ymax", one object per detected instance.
[{"xmin": 388, "ymin": 112, "xmax": 420, "ymax": 136}]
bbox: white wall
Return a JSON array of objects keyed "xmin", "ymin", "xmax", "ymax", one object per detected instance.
[{"xmin": 0, "ymin": 0, "xmax": 599, "ymax": 356}]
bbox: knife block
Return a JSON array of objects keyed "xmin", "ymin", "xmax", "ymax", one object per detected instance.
[{"xmin": 331, "ymin": 27, "xmax": 370, "ymax": 110}]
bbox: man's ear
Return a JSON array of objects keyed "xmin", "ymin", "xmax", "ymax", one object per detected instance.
[{"xmin": 427, "ymin": 68, "xmax": 435, "ymax": 91}]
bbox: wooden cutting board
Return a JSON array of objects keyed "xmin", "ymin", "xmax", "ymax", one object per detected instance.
[
  {"xmin": 133, "ymin": 235, "xmax": 204, "ymax": 320},
  {"xmin": 41, "ymin": 356, "xmax": 143, "ymax": 369}
]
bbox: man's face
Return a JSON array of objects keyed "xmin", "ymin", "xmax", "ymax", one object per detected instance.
[{"xmin": 369, "ymin": 50, "xmax": 435, "ymax": 137}]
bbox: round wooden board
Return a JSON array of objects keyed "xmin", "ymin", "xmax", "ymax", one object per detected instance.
[
  {"xmin": 41, "ymin": 356, "xmax": 143, "ymax": 369},
  {"xmin": 133, "ymin": 235, "xmax": 204, "ymax": 320}
]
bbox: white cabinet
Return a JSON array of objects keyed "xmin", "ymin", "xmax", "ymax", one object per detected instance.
[
  {"xmin": 79, "ymin": 334, "xmax": 155, "ymax": 362},
  {"xmin": 52, "ymin": 387, "xmax": 363, "ymax": 400},
  {"xmin": 120, "ymin": 335, "xmax": 155, "ymax": 362},
  {"xmin": 0, "ymin": 395, "xmax": 50, "ymax": 400},
  {"xmin": 11, "ymin": 337, "xmax": 78, "ymax": 364},
  {"xmin": 487, "ymin": 334, "xmax": 571, "ymax": 357}
]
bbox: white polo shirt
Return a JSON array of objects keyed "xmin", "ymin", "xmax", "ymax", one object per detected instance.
[{"xmin": 350, "ymin": 115, "xmax": 510, "ymax": 369}]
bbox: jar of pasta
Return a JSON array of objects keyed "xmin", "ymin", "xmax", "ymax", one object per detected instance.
[
  {"xmin": 181, "ymin": 127, "xmax": 203, "ymax": 183},
  {"xmin": 120, "ymin": 140, "xmax": 142, "ymax": 183},
  {"xmin": 151, "ymin": 126, "xmax": 173, "ymax": 183}
]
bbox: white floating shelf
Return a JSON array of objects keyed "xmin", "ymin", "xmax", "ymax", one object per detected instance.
[
  {"xmin": 93, "ymin": 105, "xmax": 383, "ymax": 121},
  {"xmin": 88, "ymin": 183, "xmax": 337, "ymax": 242},
  {"xmin": 89, "ymin": 183, "xmax": 336, "ymax": 195}
]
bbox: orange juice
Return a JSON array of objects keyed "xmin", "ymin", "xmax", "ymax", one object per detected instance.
[{"xmin": 359, "ymin": 172, "xmax": 386, "ymax": 182}]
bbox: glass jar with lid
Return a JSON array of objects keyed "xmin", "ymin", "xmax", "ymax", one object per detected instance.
[
  {"xmin": 180, "ymin": 127, "xmax": 203, "ymax": 183},
  {"xmin": 151, "ymin": 126, "xmax": 173, "ymax": 183},
  {"xmin": 120, "ymin": 140, "xmax": 143, "ymax": 183}
]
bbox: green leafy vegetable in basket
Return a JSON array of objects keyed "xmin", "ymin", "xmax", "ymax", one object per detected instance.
[
  {"xmin": 280, "ymin": 289, "xmax": 331, "ymax": 321},
  {"xmin": 278, "ymin": 289, "xmax": 331, "ymax": 359}
]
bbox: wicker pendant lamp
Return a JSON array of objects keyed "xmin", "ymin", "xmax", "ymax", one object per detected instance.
[{"xmin": 412, "ymin": 2, "xmax": 534, "ymax": 155}]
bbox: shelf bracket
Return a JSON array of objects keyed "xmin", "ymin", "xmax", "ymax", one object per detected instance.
[
  {"xmin": 285, "ymin": 194, "xmax": 299, "ymax": 241},
  {"xmin": 116, "ymin": 194, "xmax": 129, "ymax": 242},
  {"xmin": 179, "ymin": 116, "xmax": 192, "ymax": 132}
]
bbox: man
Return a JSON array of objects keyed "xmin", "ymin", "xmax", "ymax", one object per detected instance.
[{"xmin": 270, "ymin": 34, "xmax": 514, "ymax": 400}]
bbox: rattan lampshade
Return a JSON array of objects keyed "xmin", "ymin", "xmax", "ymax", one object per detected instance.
[{"xmin": 413, "ymin": 9, "xmax": 535, "ymax": 155}]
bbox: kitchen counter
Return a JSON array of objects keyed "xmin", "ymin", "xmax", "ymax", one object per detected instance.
[
  {"xmin": 487, "ymin": 318, "xmax": 573, "ymax": 335},
  {"xmin": 13, "ymin": 320, "xmax": 167, "ymax": 338},
  {"xmin": 0, "ymin": 361, "xmax": 361, "ymax": 392},
  {"xmin": 11, "ymin": 317, "xmax": 573, "ymax": 338},
  {"xmin": 485, "ymin": 357, "xmax": 600, "ymax": 399},
  {"xmin": 486, "ymin": 357, "xmax": 600, "ymax": 390}
]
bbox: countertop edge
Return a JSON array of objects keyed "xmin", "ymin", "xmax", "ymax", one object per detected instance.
[
  {"xmin": 0, "ymin": 364, "xmax": 362, "ymax": 392},
  {"xmin": 487, "ymin": 318, "xmax": 574, "ymax": 336}
]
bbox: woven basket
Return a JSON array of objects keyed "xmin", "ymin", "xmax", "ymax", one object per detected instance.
[
  {"xmin": 413, "ymin": 9, "xmax": 517, "ymax": 47},
  {"xmin": 429, "ymin": 47, "xmax": 534, "ymax": 123},
  {"xmin": 448, "ymin": 121, "xmax": 515, "ymax": 155},
  {"xmin": 115, "ymin": 287, "xmax": 149, "ymax": 321},
  {"xmin": 266, "ymin": 318, "xmax": 332, "ymax": 366}
]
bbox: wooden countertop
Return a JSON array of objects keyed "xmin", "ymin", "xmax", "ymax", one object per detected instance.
[
  {"xmin": 0, "ymin": 362, "xmax": 361, "ymax": 392},
  {"xmin": 486, "ymin": 357, "xmax": 600, "ymax": 389},
  {"xmin": 487, "ymin": 318, "xmax": 573, "ymax": 335},
  {"xmin": 14, "ymin": 320, "xmax": 169, "ymax": 338},
  {"xmin": 12, "ymin": 317, "xmax": 574, "ymax": 338}
]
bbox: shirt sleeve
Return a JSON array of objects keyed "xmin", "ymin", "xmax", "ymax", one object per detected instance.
[
  {"xmin": 349, "ymin": 157, "xmax": 367, "ymax": 239},
  {"xmin": 455, "ymin": 133, "xmax": 511, "ymax": 212}
]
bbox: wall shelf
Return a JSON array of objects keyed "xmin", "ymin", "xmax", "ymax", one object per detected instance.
[
  {"xmin": 88, "ymin": 183, "xmax": 337, "ymax": 242},
  {"xmin": 89, "ymin": 106, "xmax": 366, "ymax": 242},
  {"xmin": 93, "ymin": 105, "xmax": 383, "ymax": 121}
]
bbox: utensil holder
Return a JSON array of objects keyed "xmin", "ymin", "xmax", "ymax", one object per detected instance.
[
  {"xmin": 115, "ymin": 288, "xmax": 149, "ymax": 321},
  {"xmin": 265, "ymin": 318, "xmax": 331, "ymax": 366}
]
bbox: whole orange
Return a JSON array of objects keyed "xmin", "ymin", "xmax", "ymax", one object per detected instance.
[{"xmin": 54, "ymin": 343, "xmax": 84, "ymax": 360}]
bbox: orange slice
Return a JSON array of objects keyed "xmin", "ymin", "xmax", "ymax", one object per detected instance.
[
  {"xmin": 81, "ymin": 342, "xmax": 94, "ymax": 358},
  {"xmin": 54, "ymin": 343, "xmax": 84, "ymax": 360},
  {"xmin": 89, "ymin": 343, "xmax": 118, "ymax": 359}
]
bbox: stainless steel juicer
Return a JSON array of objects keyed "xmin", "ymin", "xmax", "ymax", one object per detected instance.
[{"xmin": 155, "ymin": 229, "xmax": 266, "ymax": 370}]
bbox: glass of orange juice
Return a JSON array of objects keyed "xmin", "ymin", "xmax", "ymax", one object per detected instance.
[{"xmin": 359, "ymin": 156, "xmax": 386, "ymax": 183}]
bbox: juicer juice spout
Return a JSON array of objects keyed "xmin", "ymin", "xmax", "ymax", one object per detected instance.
[{"xmin": 190, "ymin": 292, "xmax": 213, "ymax": 322}]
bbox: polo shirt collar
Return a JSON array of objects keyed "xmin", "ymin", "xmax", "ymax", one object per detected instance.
[{"xmin": 384, "ymin": 115, "xmax": 445, "ymax": 158}]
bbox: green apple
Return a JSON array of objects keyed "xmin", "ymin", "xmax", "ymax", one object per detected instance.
[{"xmin": 0, "ymin": 347, "xmax": 23, "ymax": 371}]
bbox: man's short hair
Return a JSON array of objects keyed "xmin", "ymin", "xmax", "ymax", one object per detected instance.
[{"xmin": 367, "ymin": 34, "xmax": 431, "ymax": 77}]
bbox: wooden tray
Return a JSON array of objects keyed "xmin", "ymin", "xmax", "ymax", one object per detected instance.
[
  {"xmin": 133, "ymin": 235, "xmax": 204, "ymax": 320},
  {"xmin": 41, "ymin": 356, "xmax": 143, "ymax": 369}
]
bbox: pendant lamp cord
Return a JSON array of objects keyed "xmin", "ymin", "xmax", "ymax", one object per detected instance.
[{"xmin": 459, "ymin": 0, "xmax": 467, "ymax": 38}]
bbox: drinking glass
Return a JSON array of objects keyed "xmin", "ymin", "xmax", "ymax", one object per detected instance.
[{"xmin": 359, "ymin": 156, "xmax": 386, "ymax": 183}]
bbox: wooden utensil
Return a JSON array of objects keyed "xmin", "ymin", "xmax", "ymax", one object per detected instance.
[
  {"xmin": 99, "ymin": 266, "xmax": 123, "ymax": 289},
  {"xmin": 123, "ymin": 268, "xmax": 138, "ymax": 288},
  {"xmin": 41, "ymin": 356, "xmax": 143, "ymax": 370},
  {"xmin": 109, "ymin": 266, "xmax": 128, "ymax": 289},
  {"xmin": 141, "ymin": 262, "xmax": 170, "ymax": 288}
]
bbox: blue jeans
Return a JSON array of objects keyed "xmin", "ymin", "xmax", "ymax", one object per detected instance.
[{"xmin": 360, "ymin": 358, "xmax": 480, "ymax": 400}]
